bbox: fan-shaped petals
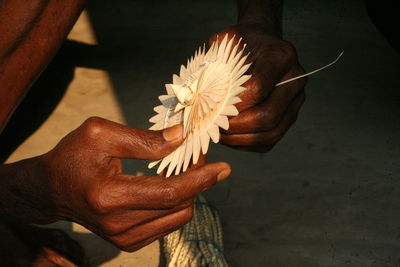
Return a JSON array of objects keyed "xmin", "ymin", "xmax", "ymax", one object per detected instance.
[{"xmin": 148, "ymin": 34, "xmax": 252, "ymax": 177}]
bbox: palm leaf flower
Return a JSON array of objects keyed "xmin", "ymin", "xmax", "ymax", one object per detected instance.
[
  {"xmin": 148, "ymin": 34, "xmax": 250, "ymax": 177},
  {"xmin": 148, "ymin": 33, "xmax": 343, "ymax": 177}
]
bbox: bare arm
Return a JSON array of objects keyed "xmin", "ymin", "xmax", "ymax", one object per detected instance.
[{"xmin": 0, "ymin": 0, "xmax": 86, "ymax": 132}]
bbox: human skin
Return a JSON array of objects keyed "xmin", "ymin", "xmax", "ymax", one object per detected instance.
[
  {"xmin": 0, "ymin": 0, "xmax": 87, "ymax": 133},
  {"xmin": 213, "ymin": 0, "xmax": 307, "ymax": 152},
  {"xmin": 0, "ymin": 0, "xmax": 304, "ymax": 257},
  {"xmin": 0, "ymin": 119, "xmax": 231, "ymax": 252}
]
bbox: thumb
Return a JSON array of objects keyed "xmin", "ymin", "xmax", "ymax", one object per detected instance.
[
  {"xmin": 81, "ymin": 117, "xmax": 184, "ymax": 160},
  {"xmin": 113, "ymin": 124, "xmax": 184, "ymax": 160}
]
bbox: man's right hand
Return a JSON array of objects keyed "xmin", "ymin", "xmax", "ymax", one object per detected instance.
[{"xmin": 0, "ymin": 117, "xmax": 231, "ymax": 252}]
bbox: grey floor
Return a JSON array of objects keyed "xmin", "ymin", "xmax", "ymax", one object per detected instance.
[{"xmin": 5, "ymin": 0, "xmax": 399, "ymax": 266}]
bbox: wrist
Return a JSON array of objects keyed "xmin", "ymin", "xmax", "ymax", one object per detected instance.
[{"xmin": 0, "ymin": 156, "xmax": 57, "ymax": 224}]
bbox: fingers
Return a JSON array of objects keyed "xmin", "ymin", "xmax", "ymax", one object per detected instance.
[
  {"xmin": 154, "ymin": 161, "xmax": 230, "ymax": 208},
  {"xmin": 78, "ymin": 117, "xmax": 184, "ymax": 160},
  {"xmin": 228, "ymin": 65, "xmax": 306, "ymax": 134},
  {"xmin": 221, "ymin": 91, "xmax": 305, "ymax": 148},
  {"xmin": 107, "ymin": 207, "xmax": 194, "ymax": 252},
  {"xmin": 84, "ymin": 161, "xmax": 228, "ymax": 251},
  {"xmin": 93, "ymin": 199, "xmax": 194, "ymax": 236},
  {"xmin": 83, "ymin": 161, "xmax": 229, "ymax": 252},
  {"xmin": 208, "ymin": 33, "xmax": 297, "ymax": 113},
  {"xmin": 147, "ymin": 161, "xmax": 230, "ymax": 209},
  {"xmin": 235, "ymin": 40, "xmax": 297, "ymax": 112},
  {"xmin": 96, "ymin": 162, "xmax": 230, "ymax": 211}
]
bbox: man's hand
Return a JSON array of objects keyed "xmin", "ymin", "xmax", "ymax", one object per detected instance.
[
  {"xmin": 210, "ymin": 17, "xmax": 307, "ymax": 153},
  {"xmin": 0, "ymin": 117, "xmax": 230, "ymax": 252}
]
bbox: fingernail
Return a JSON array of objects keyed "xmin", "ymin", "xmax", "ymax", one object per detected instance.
[
  {"xmin": 163, "ymin": 124, "xmax": 183, "ymax": 142},
  {"xmin": 217, "ymin": 168, "xmax": 231, "ymax": 182}
]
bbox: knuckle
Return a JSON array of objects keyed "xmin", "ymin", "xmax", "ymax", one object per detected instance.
[
  {"xmin": 279, "ymin": 40, "xmax": 297, "ymax": 59},
  {"xmin": 260, "ymin": 130, "xmax": 283, "ymax": 147},
  {"xmin": 270, "ymin": 130, "xmax": 284, "ymax": 144},
  {"xmin": 99, "ymin": 219, "xmax": 126, "ymax": 236},
  {"xmin": 81, "ymin": 117, "xmax": 105, "ymax": 139},
  {"xmin": 161, "ymin": 185, "xmax": 180, "ymax": 207},
  {"xmin": 262, "ymin": 107, "xmax": 279, "ymax": 129},
  {"xmin": 142, "ymin": 137, "xmax": 164, "ymax": 157},
  {"xmin": 85, "ymin": 187, "xmax": 114, "ymax": 215},
  {"xmin": 266, "ymin": 40, "xmax": 297, "ymax": 64},
  {"xmin": 134, "ymin": 131, "xmax": 167, "ymax": 159}
]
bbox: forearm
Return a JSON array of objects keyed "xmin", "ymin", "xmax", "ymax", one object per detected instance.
[
  {"xmin": 0, "ymin": 0, "xmax": 86, "ymax": 133},
  {"xmin": 0, "ymin": 157, "xmax": 56, "ymax": 224},
  {"xmin": 237, "ymin": 0, "xmax": 283, "ymax": 37}
]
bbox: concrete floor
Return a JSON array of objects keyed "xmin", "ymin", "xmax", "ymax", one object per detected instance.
[{"xmin": 3, "ymin": 0, "xmax": 400, "ymax": 266}]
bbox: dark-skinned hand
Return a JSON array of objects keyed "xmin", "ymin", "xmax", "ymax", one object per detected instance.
[
  {"xmin": 0, "ymin": 117, "xmax": 230, "ymax": 252},
  {"xmin": 209, "ymin": 24, "xmax": 307, "ymax": 153}
]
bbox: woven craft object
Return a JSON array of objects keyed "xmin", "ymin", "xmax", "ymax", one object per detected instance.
[
  {"xmin": 149, "ymin": 34, "xmax": 250, "ymax": 177},
  {"xmin": 148, "ymin": 33, "xmax": 343, "ymax": 177}
]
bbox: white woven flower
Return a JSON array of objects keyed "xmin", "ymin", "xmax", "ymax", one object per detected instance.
[{"xmin": 148, "ymin": 34, "xmax": 251, "ymax": 177}]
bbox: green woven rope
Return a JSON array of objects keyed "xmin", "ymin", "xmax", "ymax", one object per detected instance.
[{"xmin": 163, "ymin": 194, "xmax": 228, "ymax": 267}]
